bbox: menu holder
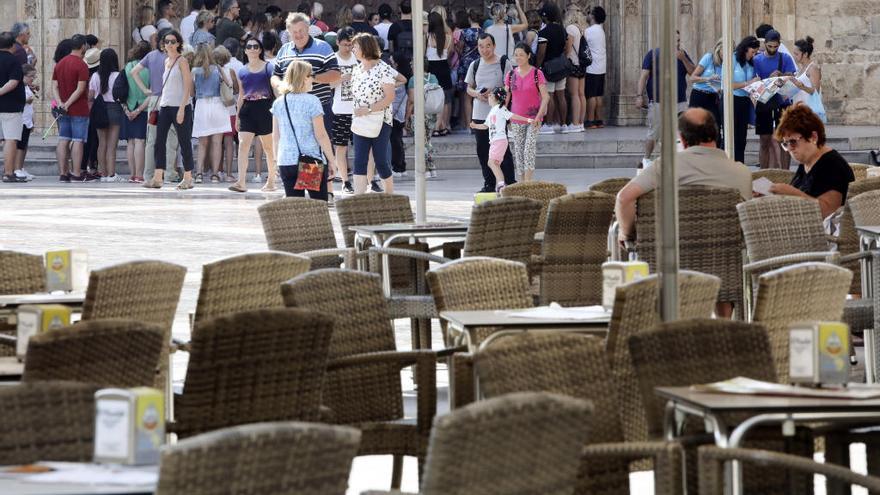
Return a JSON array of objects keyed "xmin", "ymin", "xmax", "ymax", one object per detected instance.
[
  {"xmin": 16, "ymin": 304, "xmax": 71, "ymax": 360},
  {"xmin": 93, "ymin": 388, "xmax": 164, "ymax": 465},
  {"xmin": 602, "ymin": 261, "xmax": 649, "ymax": 309},
  {"xmin": 45, "ymin": 249, "xmax": 88, "ymax": 293},
  {"xmin": 790, "ymin": 321, "xmax": 850, "ymax": 385}
]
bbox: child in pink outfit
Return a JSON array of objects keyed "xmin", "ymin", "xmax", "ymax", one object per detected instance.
[{"xmin": 469, "ymin": 86, "xmax": 533, "ymax": 193}]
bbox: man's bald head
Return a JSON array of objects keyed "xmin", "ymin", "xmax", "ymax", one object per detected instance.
[{"xmin": 678, "ymin": 108, "xmax": 719, "ymax": 148}]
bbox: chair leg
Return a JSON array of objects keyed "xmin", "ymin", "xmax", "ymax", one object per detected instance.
[
  {"xmin": 824, "ymin": 433, "xmax": 850, "ymax": 495},
  {"xmin": 409, "ymin": 318, "xmax": 421, "ymax": 350},
  {"xmin": 419, "ymin": 318, "xmax": 432, "ymax": 350},
  {"xmin": 391, "ymin": 454, "xmax": 404, "ymax": 489}
]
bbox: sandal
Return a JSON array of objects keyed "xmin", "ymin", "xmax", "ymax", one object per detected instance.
[
  {"xmin": 431, "ymin": 130, "xmax": 442, "ymax": 137},
  {"xmin": 210, "ymin": 174, "xmax": 220, "ymax": 183},
  {"xmin": 261, "ymin": 182, "xmax": 278, "ymax": 192},
  {"xmin": 228, "ymin": 183, "xmax": 247, "ymax": 193},
  {"xmin": 438, "ymin": 129, "xmax": 451, "ymax": 136},
  {"xmin": 177, "ymin": 178, "xmax": 194, "ymax": 190},
  {"xmin": 143, "ymin": 178, "xmax": 163, "ymax": 189}
]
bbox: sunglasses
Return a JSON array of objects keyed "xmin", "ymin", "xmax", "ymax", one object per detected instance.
[
  {"xmin": 245, "ymin": 44, "xmax": 260, "ymax": 49},
  {"xmin": 780, "ymin": 136, "xmax": 805, "ymax": 151},
  {"xmin": 163, "ymin": 39, "xmax": 178, "ymax": 45}
]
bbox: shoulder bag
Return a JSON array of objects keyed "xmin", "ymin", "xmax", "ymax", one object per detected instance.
[
  {"xmin": 284, "ymin": 95, "xmax": 326, "ymax": 191},
  {"xmin": 219, "ymin": 66, "xmax": 235, "ymax": 106}
]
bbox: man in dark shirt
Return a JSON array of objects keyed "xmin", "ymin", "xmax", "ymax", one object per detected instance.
[
  {"xmin": 350, "ymin": 4, "xmax": 379, "ymax": 36},
  {"xmin": 215, "ymin": 0, "xmax": 245, "ymax": 48},
  {"xmin": 10, "ymin": 23, "xmax": 30, "ymax": 66},
  {"xmin": 535, "ymin": 3, "xmax": 567, "ymax": 133},
  {"xmin": 387, "ymin": 0, "xmax": 413, "ymax": 79},
  {"xmin": 0, "ymin": 32, "xmax": 25, "ymax": 182}
]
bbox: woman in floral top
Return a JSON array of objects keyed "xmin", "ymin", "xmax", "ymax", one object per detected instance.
[{"xmin": 350, "ymin": 33, "xmax": 398, "ymax": 195}]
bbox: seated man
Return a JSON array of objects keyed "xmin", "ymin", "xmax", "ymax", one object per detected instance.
[{"xmin": 615, "ymin": 108, "xmax": 751, "ymax": 317}]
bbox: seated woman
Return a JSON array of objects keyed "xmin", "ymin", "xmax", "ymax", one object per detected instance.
[{"xmin": 769, "ymin": 103, "xmax": 854, "ymax": 219}]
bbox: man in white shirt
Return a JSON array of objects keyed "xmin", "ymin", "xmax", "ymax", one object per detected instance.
[
  {"xmin": 584, "ymin": 6, "xmax": 607, "ymax": 128},
  {"xmin": 375, "ymin": 3, "xmax": 395, "ymax": 51},
  {"xmin": 180, "ymin": 0, "xmax": 204, "ymax": 46},
  {"xmin": 330, "ymin": 27, "xmax": 358, "ymax": 194}
]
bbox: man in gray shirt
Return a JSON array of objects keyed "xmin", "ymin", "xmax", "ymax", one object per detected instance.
[{"xmin": 465, "ymin": 33, "xmax": 515, "ymax": 193}]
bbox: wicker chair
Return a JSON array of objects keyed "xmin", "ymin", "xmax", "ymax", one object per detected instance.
[
  {"xmin": 635, "ymin": 186, "xmax": 744, "ymax": 315},
  {"xmin": 281, "ymin": 269, "xmax": 438, "ymax": 489},
  {"xmin": 172, "ymin": 308, "xmax": 335, "ymax": 439},
  {"xmin": 851, "ymin": 163, "xmax": 871, "ymax": 181},
  {"xmin": 23, "ymin": 319, "xmax": 164, "ymax": 388},
  {"xmin": 501, "ymin": 180, "xmax": 568, "ymax": 232},
  {"xmin": 0, "ymin": 250, "xmax": 47, "ymax": 356},
  {"xmin": 835, "ymin": 178, "xmax": 880, "ymax": 295},
  {"xmin": 538, "ymin": 191, "xmax": 614, "ymax": 306},
  {"xmin": 363, "ymin": 391, "xmax": 595, "ymax": 495},
  {"xmin": 0, "ymin": 381, "xmax": 99, "ymax": 464},
  {"xmin": 426, "ymin": 257, "xmax": 532, "ymax": 408},
  {"xmin": 192, "ymin": 251, "xmax": 311, "ymax": 328},
  {"xmin": 258, "ymin": 197, "xmax": 357, "ymax": 269},
  {"xmin": 605, "ymin": 271, "xmax": 720, "ymax": 445},
  {"xmin": 628, "ymin": 319, "xmax": 814, "ymax": 494},
  {"xmin": 475, "ymin": 333, "xmax": 684, "ymax": 495},
  {"xmin": 752, "ymin": 262, "xmax": 852, "ymax": 383},
  {"xmin": 588, "ymin": 177, "xmax": 632, "ymax": 197},
  {"xmin": 80, "ymin": 260, "xmax": 186, "ymax": 390},
  {"xmin": 751, "ymin": 169, "xmax": 795, "ymax": 184},
  {"xmin": 157, "ymin": 422, "xmax": 361, "ymax": 495}
]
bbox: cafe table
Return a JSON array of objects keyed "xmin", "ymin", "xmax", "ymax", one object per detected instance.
[
  {"xmin": 0, "ymin": 461, "xmax": 157, "ymax": 494},
  {"xmin": 349, "ymin": 222, "xmax": 469, "ymax": 296},
  {"xmin": 657, "ymin": 383, "xmax": 880, "ymax": 495},
  {"xmin": 856, "ymin": 225, "xmax": 880, "ymax": 383}
]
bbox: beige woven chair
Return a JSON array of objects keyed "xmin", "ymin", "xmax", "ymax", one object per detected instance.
[
  {"xmin": 23, "ymin": 319, "xmax": 164, "ymax": 388},
  {"xmin": 172, "ymin": 308, "xmax": 335, "ymax": 439},
  {"xmin": 282, "ymin": 269, "xmax": 438, "ymax": 489},
  {"xmin": 426, "ymin": 257, "xmax": 532, "ymax": 408},
  {"xmin": 606, "ymin": 271, "xmax": 720, "ymax": 445},
  {"xmin": 635, "ymin": 186, "xmax": 744, "ymax": 316},
  {"xmin": 475, "ymin": 333, "xmax": 684, "ymax": 495},
  {"xmin": 0, "ymin": 381, "xmax": 99, "ymax": 464},
  {"xmin": 81, "ymin": 260, "xmax": 186, "ymax": 390},
  {"xmin": 538, "ymin": 191, "xmax": 614, "ymax": 306},
  {"xmin": 258, "ymin": 197, "xmax": 357, "ymax": 269},
  {"xmin": 588, "ymin": 177, "xmax": 631, "ymax": 197},
  {"xmin": 0, "ymin": 250, "xmax": 47, "ymax": 356},
  {"xmin": 851, "ymin": 163, "xmax": 871, "ymax": 181},
  {"xmin": 501, "ymin": 180, "xmax": 568, "ymax": 232},
  {"xmin": 835, "ymin": 178, "xmax": 880, "ymax": 294},
  {"xmin": 192, "ymin": 251, "xmax": 311, "ymax": 328},
  {"xmin": 751, "ymin": 169, "xmax": 795, "ymax": 184},
  {"xmin": 157, "ymin": 422, "xmax": 361, "ymax": 495},
  {"xmin": 628, "ymin": 319, "xmax": 813, "ymax": 494},
  {"xmin": 363, "ymin": 391, "xmax": 595, "ymax": 495},
  {"xmin": 752, "ymin": 262, "xmax": 852, "ymax": 383}
]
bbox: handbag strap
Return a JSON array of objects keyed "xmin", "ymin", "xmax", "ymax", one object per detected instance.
[
  {"xmin": 283, "ymin": 94, "xmax": 303, "ymax": 155},
  {"xmin": 160, "ymin": 56, "xmax": 180, "ymax": 94}
]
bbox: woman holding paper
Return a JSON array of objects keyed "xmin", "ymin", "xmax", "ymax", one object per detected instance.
[
  {"xmin": 688, "ymin": 39, "xmax": 723, "ymax": 148},
  {"xmin": 789, "ymin": 36, "xmax": 825, "ymax": 123},
  {"xmin": 725, "ymin": 36, "xmax": 760, "ymax": 163}
]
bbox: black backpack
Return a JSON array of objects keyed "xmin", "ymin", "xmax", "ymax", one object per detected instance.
[
  {"xmin": 578, "ymin": 36, "xmax": 593, "ymax": 70},
  {"xmin": 471, "ymin": 55, "xmax": 510, "ymax": 82},
  {"xmin": 112, "ymin": 72, "xmax": 129, "ymax": 105},
  {"xmin": 395, "ymin": 26, "xmax": 414, "ymax": 54}
]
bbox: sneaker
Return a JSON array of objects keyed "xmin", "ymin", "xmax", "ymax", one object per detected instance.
[
  {"xmin": 561, "ymin": 124, "xmax": 579, "ymax": 134},
  {"xmin": 106, "ymin": 174, "xmax": 126, "ymax": 183},
  {"xmin": 495, "ymin": 181, "xmax": 506, "ymax": 194},
  {"xmin": 194, "ymin": 173, "xmax": 203, "ymax": 184},
  {"xmin": 225, "ymin": 174, "xmax": 237, "ymax": 183},
  {"xmin": 2, "ymin": 174, "xmax": 24, "ymax": 183},
  {"xmin": 14, "ymin": 169, "xmax": 34, "ymax": 181},
  {"xmin": 210, "ymin": 174, "xmax": 220, "ymax": 184},
  {"xmin": 871, "ymin": 150, "xmax": 880, "ymax": 166},
  {"xmin": 327, "ymin": 192, "xmax": 335, "ymax": 205},
  {"xmin": 552, "ymin": 124, "xmax": 562, "ymax": 133},
  {"xmin": 250, "ymin": 173, "xmax": 263, "ymax": 183},
  {"xmin": 343, "ymin": 181, "xmax": 354, "ymax": 194},
  {"xmin": 594, "ymin": 120, "xmax": 605, "ymax": 128},
  {"xmin": 370, "ymin": 179, "xmax": 383, "ymax": 193},
  {"xmin": 69, "ymin": 174, "xmax": 87, "ymax": 182},
  {"xmin": 129, "ymin": 176, "xmax": 139, "ymax": 183},
  {"xmin": 539, "ymin": 124, "xmax": 555, "ymax": 135},
  {"xmin": 84, "ymin": 172, "xmax": 101, "ymax": 182},
  {"xmin": 59, "ymin": 173, "xmax": 71, "ymax": 183},
  {"xmin": 99, "ymin": 175, "xmax": 109, "ymax": 183},
  {"xmin": 332, "ymin": 176, "xmax": 343, "ymax": 183},
  {"xmin": 641, "ymin": 158, "xmax": 653, "ymax": 169},
  {"xmin": 427, "ymin": 169, "xmax": 438, "ymax": 179},
  {"xmin": 392, "ymin": 171, "xmax": 403, "ymax": 178}
]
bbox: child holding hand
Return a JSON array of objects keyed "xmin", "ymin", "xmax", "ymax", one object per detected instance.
[{"xmin": 470, "ymin": 87, "xmax": 533, "ymax": 193}]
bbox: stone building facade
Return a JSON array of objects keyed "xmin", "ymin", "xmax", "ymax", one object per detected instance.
[{"xmin": 5, "ymin": 0, "xmax": 878, "ymax": 127}]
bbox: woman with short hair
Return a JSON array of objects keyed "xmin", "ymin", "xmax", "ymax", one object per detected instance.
[{"xmin": 190, "ymin": 11, "xmax": 216, "ymax": 47}]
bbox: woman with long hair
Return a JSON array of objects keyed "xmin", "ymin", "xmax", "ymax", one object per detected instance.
[
  {"xmin": 455, "ymin": 9, "xmax": 482, "ymax": 132},
  {"xmin": 688, "ymin": 39, "xmax": 724, "ymax": 144},
  {"xmin": 133, "ymin": 5, "xmax": 158, "ymax": 49},
  {"xmin": 427, "ymin": 11, "xmax": 453, "ymax": 136},
  {"xmin": 88, "ymin": 48, "xmax": 124, "ymax": 181},
  {"xmin": 229, "ymin": 36, "xmax": 277, "ymax": 192},
  {"xmin": 727, "ymin": 35, "xmax": 760, "ymax": 163},
  {"xmin": 563, "ymin": 5, "xmax": 587, "ymax": 133},
  {"xmin": 144, "ymin": 30, "xmax": 196, "ymax": 189},
  {"xmin": 485, "ymin": 0, "xmax": 527, "ymax": 60},
  {"xmin": 790, "ymin": 36, "xmax": 824, "ymax": 120},
  {"xmin": 272, "ymin": 60, "xmax": 335, "ymax": 199},
  {"xmin": 191, "ymin": 43, "xmax": 232, "ymax": 183},
  {"xmin": 504, "ymin": 42, "xmax": 549, "ymax": 182},
  {"xmin": 122, "ymin": 41, "xmax": 152, "ymax": 183}
]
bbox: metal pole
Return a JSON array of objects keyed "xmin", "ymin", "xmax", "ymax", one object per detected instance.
[
  {"xmin": 658, "ymin": 0, "xmax": 679, "ymax": 321},
  {"xmin": 412, "ymin": 0, "xmax": 427, "ymax": 223},
  {"xmin": 722, "ymin": 0, "xmax": 735, "ymax": 159}
]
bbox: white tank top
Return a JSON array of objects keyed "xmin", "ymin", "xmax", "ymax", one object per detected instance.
[{"xmin": 792, "ymin": 61, "xmax": 815, "ymax": 105}]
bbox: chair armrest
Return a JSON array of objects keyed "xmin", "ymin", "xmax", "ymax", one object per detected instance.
[
  {"xmin": 170, "ymin": 338, "xmax": 191, "ymax": 353},
  {"xmin": 0, "ymin": 334, "xmax": 16, "ymax": 343},
  {"xmin": 328, "ymin": 350, "xmax": 437, "ymax": 434},
  {"xmin": 582, "ymin": 440, "xmax": 684, "ymax": 494},
  {"xmin": 839, "ymin": 249, "xmax": 880, "ymax": 265},
  {"xmin": 698, "ymin": 446, "xmax": 880, "ymax": 495},
  {"xmin": 743, "ymin": 251, "xmax": 840, "ymax": 275},
  {"xmin": 368, "ymin": 246, "xmax": 450, "ymax": 265},
  {"xmin": 300, "ymin": 247, "xmax": 364, "ymax": 269}
]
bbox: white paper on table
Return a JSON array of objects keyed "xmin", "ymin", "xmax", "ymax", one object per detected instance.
[
  {"xmin": 505, "ymin": 303, "xmax": 611, "ymax": 321},
  {"xmin": 752, "ymin": 177, "xmax": 774, "ymax": 196},
  {"xmin": 691, "ymin": 376, "xmax": 880, "ymax": 400},
  {"xmin": 16, "ymin": 462, "xmax": 158, "ymax": 485}
]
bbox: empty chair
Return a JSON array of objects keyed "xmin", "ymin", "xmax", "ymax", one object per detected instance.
[
  {"xmin": 752, "ymin": 262, "xmax": 852, "ymax": 382},
  {"xmin": 751, "ymin": 169, "xmax": 795, "ymax": 184},
  {"xmin": 850, "ymin": 163, "xmax": 870, "ymax": 181},
  {"xmin": 282, "ymin": 269, "xmax": 438, "ymax": 488},
  {"xmin": 848, "ymin": 188, "xmax": 880, "ymax": 227},
  {"xmin": 0, "ymin": 381, "xmax": 98, "ymax": 464},
  {"xmin": 258, "ymin": 197, "xmax": 357, "ymax": 269},
  {"xmin": 538, "ymin": 191, "xmax": 614, "ymax": 306},
  {"xmin": 23, "ymin": 319, "xmax": 164, "ymax": 388},
  {"xmin": 501, "ymin": 180, "xmax": 568, "ymax": 232},
  {"xmin": 172, "ymin": 308, "xmax": 335, "ymax": 439},
  {"xmin": 475, "ymin": 333, "xmax": 684, "ymax": 495},
  {"xmin": 192, "ymin": 251, "xmax": 311, "ymax": 328},
  {"xmin": 156, "ymin": 422, "xmax": 361, "ymax": 495},
  {"xmin": 0, "ymin": 250, "xmax": 46, "ymax": 294},
  {"xmin": 588, "ymin": 177, "xmax": 631, "ymax": 197},
  {"xmin": 834, "ymin": 178, "xmax": 880, "ymax": 295}
]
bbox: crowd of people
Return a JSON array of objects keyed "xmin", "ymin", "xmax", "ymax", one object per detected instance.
[{"xmin": 0, "ymin": 1, "xmax": 846, "ymax": 200}]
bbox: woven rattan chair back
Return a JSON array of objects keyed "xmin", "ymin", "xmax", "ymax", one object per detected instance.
[
  {"xmin": 835, "ymin": 178, "xmax": 880, "ymax": 293},
  {"xmin": 752, "ymin": 262, "xmax": 852, "ymax": 382},
  {"xmin": 0, "ymin": 250, "xmax": 46, "ymax": 294},
  {"xmin": 258, "ymin": 198, "xmax": 341, "ymax": 269},
  {"xmin": 282, "ymin": 269, "xmax": 404, "ymax": 423},
  {"xmin": 192, "ymin": 251, "xmax": 311, "ymax": 327},
  {"xmin": 335, "ymin": 194, "xmax": 414, "ymax": 248},
  {"xmin": 475, "ymin": 333, "xmax": 631, "ymax": 493},
  {"xmin": 157, "ymin": 422, "xmax": 361, "ymax": 495},
  {"xmin": 588, "ymin": 177, "xmax": 631, "ymax": 197},
  {"xmin": 606, "ymin": 271, "xmax": 720, "ymax": 444},
  {"xmin": 463, "ymin": 197, "xmax": 542, "ymax": 266},
  {"xmin": 635, "ymin": 186, "xmax": 743, "ymax": 308},
  {"xmin": 851, "ymin": 163, "xmax": 870, "ymax": 181},
  {"xmin": 0, "ymin": 382, "xmax": 99, "ymax": 464},
  {"xmin": 737, "ymin": 196, "xmax": 827, "ymax": 262},
  {"xmin": 501, "ymin": 181, "xmax": 568, "ymax": 232},
  {"xmin": 751, "ymin": 169, "xmax": 795, "ymax": 184},
  {"xmin": 419, "ymin": 391, "xmax": 592, "ymax": 495},
  {"xmin": 628, "ymin": 319, "xmax": 776, "ymax": 437},
  {"xmin": 540, "ymin": 191, "xmax": 615, "ymax": 306},
  {"xmin": 175, "ymin": 308, "xmax": 335, "ymax": 438},
  {"xmin": 849, "ymin": 189, "xmax": 880, "ymax": 227},
  {"xmin": 23, "ymin": 319, "xmax": 164, "ymax": 388}
]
